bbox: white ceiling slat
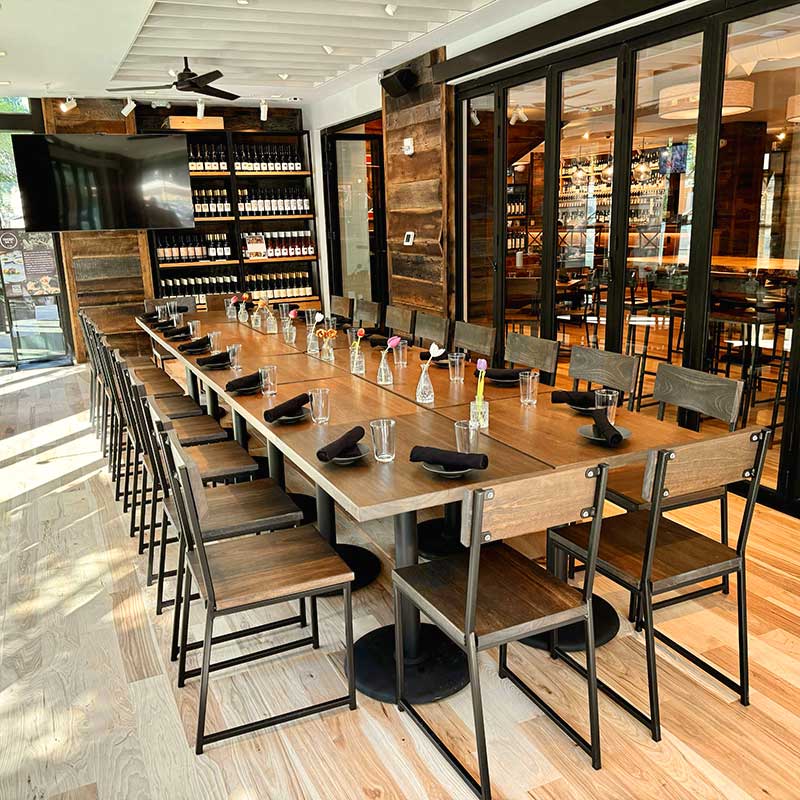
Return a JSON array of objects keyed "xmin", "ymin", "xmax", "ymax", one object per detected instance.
[
  {"xmin": 129, "ymin": 42, "xmax": 381, "ymax": 58},
  {"xmin": 123, "ymin": 53, "xmax": 360, "ymax": 68},
  {"xmin": 158, "ymin": 0, "xmax": 478, "ymax": 12},
  {"xmin": 138, "ymin": 27, "xmax": 403, "ymax": 48}
]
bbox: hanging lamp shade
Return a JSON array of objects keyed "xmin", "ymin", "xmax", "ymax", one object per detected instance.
[
  {"xmin": 787, "ymin": 94, "xmax": 800, "ymax": 123},
  {"xmin": 658, "ymin": 80, "xmax": 754, "ymax": 119}
]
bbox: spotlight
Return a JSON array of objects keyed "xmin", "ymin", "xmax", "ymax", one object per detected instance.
[
  {"xmin": 60, "ymin": 96, "xmax": 77, "ymax": 113},
  {"xmin": 196, "ymin": 98, "xmax": 205, "ymax": 119},
  {"xmin": 236, "ymin": 0, "xmax": 249, "ymax": 5},
  {"xmin": 516, "ymin": 104, "xmax": 528, "ymax": 123},
  {"xmin": 121, "ymin": 97, "xmax": 136, "ymax": 117},
  {"xmin": 582, "ymin": 130, "xmax": 590, "ymax": 140},
  {"xmin": 322, "ymin": 45, "xmax": 334, "ymax": 55},
  {"xmin": 777, "ymin": 130, "xmax": 787, "ymax": 141},
  {"xmin": 384, "ymin": 4, "xmax": 397, "ymax": 15},
  {"xmin": 470, "ymin": 108, "xmax": 480, "ymax": 126},
  {"xmin": 509, "ymin": 108, "xmax": 519, "ymax": 126},
  {"xmin": 259, "ymin": 98, "xmax": 269, "ymax": 122}
]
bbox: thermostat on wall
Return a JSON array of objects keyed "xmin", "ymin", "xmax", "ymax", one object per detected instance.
[{"xmin": 403, "ymin": 231, "xmax": 415, "ymax": 246}]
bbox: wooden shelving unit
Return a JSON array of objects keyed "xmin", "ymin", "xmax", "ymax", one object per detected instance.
[{"xmin": 148, "ymin": 128, "xmax": 320, "ymax": 305}]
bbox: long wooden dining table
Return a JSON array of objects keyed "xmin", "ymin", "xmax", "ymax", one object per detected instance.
[{"xmin": 137, "ymin": 309, "xmax": 710, "ymax": 704}]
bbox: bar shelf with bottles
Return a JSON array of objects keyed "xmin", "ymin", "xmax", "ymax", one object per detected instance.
[{"xmin": 148, "ymin": 128, "xmax": 320, "ymax": 303}]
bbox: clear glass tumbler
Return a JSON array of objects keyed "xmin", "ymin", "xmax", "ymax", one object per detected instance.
[
  {"xmin": 370, "ymin": 418, "xmax": 396, "ymax": 463},
  {"xmin": 594, "ymin": 388, "xmax": 620, "ymax": 425},
  {"xmin": 259, "ymin": 365, "xmax": 277, "ymax": 396},
  {"xmin": 393, "ymin": 340, "xmax": 408, "ymax": 367},
  {"xmin": 310, "ymin": 387, "xmax": 330, "ymax": 424},
  {"xmin": 226, "ymin": 343, "xmax": 241, "ymax": 371},
  {"xmin": 454, "ymin": 420, "xmax": 480, "ymax": 453},
  {"xmin": 448, "ymin": 352, "xmax": 465, "ymax": 383},
  {"xmin": 188, "ymin": 320, "xmax": 200, "ymax": 339},
  {"xmin": 208, "ymin": 331, "xmax": 221, "ymax": 354},
  {"xmin": 519, "ymin": 370, "xmax": 539, "ymax": 407}
]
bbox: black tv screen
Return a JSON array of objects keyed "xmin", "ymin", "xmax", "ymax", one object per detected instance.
[{"xmin": 12, "ymin": 133, "xmax": 193, "ymax": 232}]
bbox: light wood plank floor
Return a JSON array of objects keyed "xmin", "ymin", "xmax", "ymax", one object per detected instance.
[{"xmin": 1, "ymin": 365, "xmax": 799, "ymax": 800}]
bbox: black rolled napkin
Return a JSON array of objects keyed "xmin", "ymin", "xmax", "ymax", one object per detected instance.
[
  {"xmin": 197, "ymin": 352, "xmax": 231, "ymax": 368},
  {"xmin": 369, "ymin": 334, "xmax": 414, "ymax": 348},
  {"xmin": 179, "ymin": 335, "xmax": 210, "ymax": 352},
  {"xmin": 409, "ymin": 445, "xmax": 488, "ymax": 471},
  {"xmin": 153, "ymin": 320, "xmax": 173, "ymax": 330},
  {"xmin": 316, "ymin": 426, "xmax": 365, "ymax": 462},
  {"xmin": 474, "ymin": 367, "xmax": 527, "ymax": 381},
  {"xmin": 551, "ymin": 390, "xmax": 596, "ymax": 408},
  {"xmin": 176, "ymin": 305, "xmax": 189, "ymax": 313},
  {"xmin": 590, "ymin": 409, "xmax": 623, "ymax": 447},
  {"xmin": 139, "ymin": 311, "xmax": 159, "ymax": 322},
  {"xmin": 225, "ymin": 372, "xmax": 260, "ymax": 392},
  {"xmin": 164, "ymin": 325, "xmax": 190, "ymax": 339},
  {"xmin": 419, "ymin": 350, "xmax": 448, "ymax": 362},
  {"xmin": 263, "ymin": 393, "xmax": 310, "ymax": 423}
]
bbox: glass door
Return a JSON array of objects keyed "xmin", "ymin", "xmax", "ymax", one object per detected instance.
[{"xmin": 324, "ymin": 133, "xmax": 387, "ymax": 304}]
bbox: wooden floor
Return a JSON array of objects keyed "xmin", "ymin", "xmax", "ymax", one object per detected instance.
[{"xmin": 2, "ymin": 364, "xmax": 800, "ymax": 800}]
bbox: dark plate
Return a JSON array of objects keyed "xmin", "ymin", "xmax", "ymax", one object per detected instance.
[
  {"xmin": 432, "ymin": 360, "xmax": 449, "ymax": 369},
  {"xmin": 577, "ymin": 424, "xmax": 632, "ymax": 444},
  {"xmin": 568, "ymin": 403, "xmax": 599, "ymax": 415},
  {"xmin": 167, "ymin": 334, "xmax": 191, "ymax": 341},
  {"xmin": 183, "ymin": 346, "xmax": 211, "ymax": 356},
  {"xmin": 275, "ymin": 407, "xmax": 310, "ymax": 424},
  {"xmin": 487, "ymin": 377, "xmax": 521, "ymax": 386},
  {"xmin": 332, "ymin": 443, "xmax": 370, "ymax": 465},
  {"xmin": 233, "ymin": 384, "xmax": 261, "ymax": 396},
  {"xmin": 201, "ymin": 361, "xmax": 232, "ymax": 370},
  {"xmin": 421, "ymin": 462, "xmax": 473, "ymax": 478}
]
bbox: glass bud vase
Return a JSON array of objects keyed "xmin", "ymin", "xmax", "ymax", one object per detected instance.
[
  {"xmin": 350, "ymin": 349, "xmax": 365, "ymax": 375},
  {"xmin": 237, "ymin": 304, "xmax": 249, "ymax": 324},
  {"xmin": 251, "ymin": 310, "xmax": 262, "ymax": 329},
  {"xmin": 470, "ymin": 398, "xmax": 489, "ymax": 429},
  {"xmin": 320, "ymin": 339, "xmax": 335, "ymax": 363},
  {"xmin": 283, "ymin": 322, "xmax": 296, "ymax": 345},
  {"xmin": 415, "ymin": 363, "xmax": 435, "ymax": 404},
  {"xmin": 377, "ymin": 351, "xmax": 393, "ymax": 385},
  {"xmin": 265, "ymin": 312, "xmax": 278, "ymax": 334},
  {"xmin": 307, "ymin": 331, "xmax": 320, "ymax": 355},
  {"xmin": 226, "ymin": 302, "xmax": 237, "ymax": 321}
]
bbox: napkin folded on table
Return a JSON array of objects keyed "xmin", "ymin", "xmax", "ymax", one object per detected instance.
[
  {"xmin": 164, "ymin": 325, "xmax": 190, "ymax": 339},
  {"xmin": 474, "ymin": 367, "xmax": 527, "ymax": 381},
  {"xmin": 139, "ymin": 312, "xmax": 159, "ymax": 322},
  {"xmin": 316, "ymin": 426, "xmax": 365, "ymax": 462},
  {"xmin": 409, "ymin": 445, "xmax": 488, "ymax": 471},
  {"xmin": 590, "ymin": 409, "xmax": 623, "ymax": 447},
  {"xmin": 263, "ymin": 393, "xmax": 310, "ymax": 423},
  {"xmin": 153, "ymin": 320, "xmax": 173, "ymax": 330},
  {"xmin": 179, "ymin": 335, "xmax": 209, "ymax": 353},
  {"xmin": 196, "ymin": 352, "xmax": 231, "ymax": 368},
  {"xmin": 551, "ymin": 390, "xmax": 596, "ymax": 408},
  {"xmin": 419, "ymin": 350, "xmax": 448, "ymax": 362},
  {"xmin": 369, "ymin": 334, "xmax": 414, "ymax": 348},
  {"xmin": 226, "ymin": 372, "xmax": 260, "ymax": 392}
]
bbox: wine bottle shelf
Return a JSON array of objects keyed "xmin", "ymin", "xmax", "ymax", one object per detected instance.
[
  {"xmin": 194, "ymin": 216, "xmax": 235, "ymax": 223},
  {"xmin": 243, "ymin": 256, "xmax": 317, "ymax": 264},
  {"xmin": 241, "ymin": 214, "xmax": 314, "ymax": 221},
  {"xmin": 236, "ymin": 171, "xmax": 310, "ymax": 177},
  {"xmin": 159, "ymin": 259, "xmax": 239, "ymax": 269},
  {"xmin": 190, "ymin": 171, "xmax": 230, "ymax": 177}
]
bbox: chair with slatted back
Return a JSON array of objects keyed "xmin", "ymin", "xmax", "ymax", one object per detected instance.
[
  {"xmin": 144, "ymin": 297, "xmax": 197, "ymax": 367},
  {"xmin": 414, "ymin": 311, "xmax": 450, "ymax": 348},
  {"xmin": 393, "ymin": 463, "xmax": 610, "ymax": 797},
  {"xmin": 384, "ymin": 304, "xmax": 415, "ymax": 337},
  {"xmin": 505, "ymin": 331, "xmax": 560, "ymax": 378},
  {"xmin": 166, "ymin": 430, "xmax": 356, "ymax": 754},
  {"xmin": 606, "ymin": 363, "xmax": 745, "ymax": 615},
  {"xmin": 568, "ymin": 345, "xmax": 640, "ymax": 411},
  {"xmin": 453, "ymin": 321, "xmax": 496, "ymax": 361},
  {"xmin": 329, "ymin": 294, "xmax": 354, "ymax": 324},
  {"xmin": 353, "ymin": 298, "xmax": 381, "ymax": 328},
  {"xmin": 549, "ymin": 427, "xmax": 770, "ymax": 743}
]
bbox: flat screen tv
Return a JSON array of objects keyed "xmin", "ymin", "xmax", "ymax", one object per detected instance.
[{"xmin": 12, "ymin": 133, "xmax": 193, "ymax": 231}]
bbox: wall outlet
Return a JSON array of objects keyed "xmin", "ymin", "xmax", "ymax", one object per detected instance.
[
  {"xmin": 402, "ymin": 137, "xmax": 414, "ymax": 156},
  {"xmin": 403, "ymin": 231, "xmax": 415, "ymax": 246}
]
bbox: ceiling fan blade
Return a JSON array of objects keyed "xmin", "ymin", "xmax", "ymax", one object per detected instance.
[
  {"xmin": 192, "ymin": 85, "xmax": 240, "ymax": 101},
  {"xmin": 192, "ymin": 70, "xmax": 223, "ymax": 87},
  {"xmin": 106, "ymin": 83, "xmax": 175, "ymax": 91}
]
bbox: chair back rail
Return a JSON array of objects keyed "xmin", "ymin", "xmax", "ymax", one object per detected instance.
[
  {"xmin": 414, "ymin": 311, "xmax": 450, "ymax": 347},
  {"xmin": 453, "ymin": 321, "xmax": 496, "ymax": 359},
  {"xmin": 568, "ymin": 345, "xmax": 640, "ymax": 408},
  {"xmin": 505, "ymin": 332, "xmax": 560, "ymax": 373},
  {"xmin": 385, "ymin": 305, "xmax": 415, "ymax": 336},
  {"xmin": 353, "ymin": 298, "xmax": 381, "ymax": 327},
  {"xmin": 330, "ymin": 295, "xmax": 354, "ymax": 321},
  {"xmin": 653, "ymin": 363, "xmax": 743, "ymax": 430}
]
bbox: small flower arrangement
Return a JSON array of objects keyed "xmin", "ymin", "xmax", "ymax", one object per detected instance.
[
  {"xmin": 350, "ymin": 327, "xmax": 366, "ymax": 354},
  {"xmin": 377, "ymin": 335, "xmax": 401, "ymax": 385},
  {"xmin": 472, "ymin": 358, "xmax": 489, "ymax": 428},
  {"xmin": 289, "ymin": 308, "xmax": 299, "ymax": 320},
  {"xmin": 416, "ymin": 342, "xmax": 443, "ymax": 403},
  {"xmin": 475, "ymin": 358, "xmax": 488, "ymax": 405},
  {"xmin": 424, "ymin": 342, "xmax": 445, "ymax": 368}
]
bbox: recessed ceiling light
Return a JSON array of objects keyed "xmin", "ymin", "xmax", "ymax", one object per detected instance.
[
  {"xmin": 286, "ymin": 96, "xmax": 302, "ymax": 102},
  {"xmin": 0, "ymin": 80, "xmax": 10, "ymax": 86},
  {"xmin": 384, "ymin": 4, "xmax": 397, "ymax": 15},
  {"xmin": 582, "ymin": 131, "xmax": 590, "ymax": 140},
  {"xmin": 0, "ymin": 51, "xmax": 7, "ymax": 58},
  {"xmin": 236, "ymin": 0, "xmax": 249, "ymax": 5},
  {"xmin": 322, "ymin": 45, "xmax": 334, "ymax": 55},
  {"xmin": 145, "ymin": 90, "xmax": 156, "ymax": 95},
  {"xmin": 278, "ymin": 73, "xmax": 289, "ymax": 80}
]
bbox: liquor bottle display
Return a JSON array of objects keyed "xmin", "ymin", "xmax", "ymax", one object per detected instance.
[
  {"xmin": 155, "ymin": 232, "xmax": 233, "ymax": 264},
  {"xmin": 188, "ymin": 143, "xmax": 228, "ymax": 172},
  {"xmin": 244, "ymin": 270, "xmax": 313, "ymax": 300},
  {"xmin": 192, "ymin": 188, "xmax": 232, "ymax": 217},
  {"xmin": 161, "ymin": 272, "xmax": 239, "ymax": 297},
  {"xmin": 236, "ymin": 187, "xmax": 310, "ymax": 216},
  {"xmin": 233, "ymin": 143, "xmax": 303, "ymax": 172},
  {"xmin": 240, "ymin": 230, "xmax": 315, "ymax": 260}
]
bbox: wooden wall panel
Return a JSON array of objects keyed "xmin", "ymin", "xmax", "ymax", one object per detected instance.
[{"xmin": 383, "ymin": 49, "xmax": 454, "ymax": 316}]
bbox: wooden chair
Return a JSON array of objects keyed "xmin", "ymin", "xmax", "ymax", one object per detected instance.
[
  {"xmin": 353, "ymin": 298, "xmax": 381, "ymax": 328},
  {"xmin": 549, "ymin": 428, "xmax": 771, "ymax": 743},
  {"xmin": 414, "ymin": 311, "xmax": 449, "ymax": 348},
  {"xmin": 167, "ymin": 431, "xmax": 356, "ymax": 754},
  {"xmin": 393, "ymin": 464, "xmax": 610, "ymax": 797},
  {"xmin": 384, "ymin": 304, "xmax": 415, "ymax": 337},
  {"xmin": 505, "ymin": 331, "xmax": 560, "ymax": 376},
  {"xmin": 453, "ymin": 320, "xmax": 496, "ymax": 360},
  {"xmin": 329, "ymin": 294, "xmax": 354, "ymax": 322},
  {"xmin": 606, "ymin": 363, "xmax": 745, "ymax": 609},
  {"xmin": 568, "ymin": 345, "xmax": 640, "ymax": 411}
]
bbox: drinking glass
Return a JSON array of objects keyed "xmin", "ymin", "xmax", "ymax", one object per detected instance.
[
  {"xmin": 157, "ymin": 304, "xmax": 168, "ymax": 322},
  {"xmin": 454, "ymin": 420, "xmax": 480, "ymax": 453},
  {"xmin": 370, "ymin": 418, "xmax": 396, "ymax": 463},
  {"xmin": 310, "ymin": 387, "xmax": 330, "ymax": 424},
  {"xmin": 226, "ymin": 343, "xmax": 241, "ymax": 371},
  {"xmin": 208, "ymin": 330, "xmax": 221, "ymax": 354},
  {"xmin": 278, "ymin": 302, "xmax": 291, "ymax": 320},
  {"xmin": 346, "ymin": 328, "xmax": 358, "ymax": 347},
  {"xmin": 304, "ymin": 309, "xmax": 317, "ymax": 327},
  {"xmin": 393, "ymin": 340, "xmax": 408, "ymax": 367},
  {"xmin": 519, "ymin": 370, "xmax": 539, "ymax": 407},
  {"xmin": 259, "ymin": 365, "xmax": 277, "ymax": 396},
  {"xmin": 448, "ymin": 352, "xmax": 465, "ymax": 383},
  {"xmin": 171, "ymin": 312, "xmax": 184, "ymax": 327},
  {"xmin": 595, "ymin": 388, "xmax": 620, "ymax": 425},
  {"xmin": 325, "ymin": 316, "xmax": 337, "ymax": 331},
  {"xmin": 188, "ymin": 320, "xmax": 200, "ymax": 339},
  {"xmin": 166, "ymin": 300, "xmax": 178, "ymax": 317}
]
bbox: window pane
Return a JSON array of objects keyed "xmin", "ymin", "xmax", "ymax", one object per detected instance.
[
  {"xmin": 504, "ymin": 78, "xmax": 545, "ymax": 338},
  {"xmin": 0, "ymin": 97, "xmax": 30, "ymax": 114},
  {"xmin": 0, "ymin": 130, "xmax": 26, "ymax": 228}
]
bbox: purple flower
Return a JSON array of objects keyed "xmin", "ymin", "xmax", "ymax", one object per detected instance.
[
  {"xmin": 476, "ymin": 358, "xmax": 488, "ymax": 372},
  {"xmin": 387, "ymin": 335, "xmax": 402, "ymax": 349}
]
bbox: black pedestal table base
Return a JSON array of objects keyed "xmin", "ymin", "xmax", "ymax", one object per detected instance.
[
  {"xmin": 521, "ymin": 596, "xmax": 620, "ymax": 651},
  {"xmin": 417, "ymin": 502, "xmax": 465, "ymax": 559},
  {"xmin": 288, "ymin": 492, "xmax": 318, "ymax": 524},
  {"xmin": 335, "ymin": 543, "xmax": 382, "ymax": 591},
  {"xmin": 353, "ymin": 624, "xmax": 469, "ymax": 704}
]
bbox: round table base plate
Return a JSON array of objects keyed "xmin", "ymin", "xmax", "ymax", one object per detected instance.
[
  {"xmin": 521, "ymin": 597, "xmax": 620, "ymax": 652},
  {"xmin": 417, "ymin": 518, "xmax": 465, "ymax": 559},
  {"xmin": 336, "ymin": 544, "xmax": 381, "ymax": 591},
  {"xmin": 354, "ymin": 624, "xmax": 469, "ymax": 704},
  {"xmin": 289, "ymin": 492, "xmax": 318, "ymax": 524}
]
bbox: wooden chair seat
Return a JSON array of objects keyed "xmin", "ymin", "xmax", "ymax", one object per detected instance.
[
  {"xmin": 156, "ymin": 394, "xmax": 204, "ymax": 419},
  {"xmin": 172, "ymin": 415, "xmax": 229, "ymax": 446},
  {"xmin": 554, "ymin": 512, "xmax": 741, "ymax": 594},
  {"xmin": 394, "ymin": 543, "xmax": 585, "ymax": 649},
  {"xmin": 607, "ymin": 463, "xmax": 725, "ymax": 511},
  {"xmin": 126, "ymin": 355, "xmax": 155, "ymax": 368},
  {"xmin": 141, "ymin": 378, "xmax": 184, "ymax": 399},
  {"xmin": 186, "ymin": 526, "xmax": 353, "ymax": 611},
  {"xmin": 188, "ymin": 441, "xmax": 258, "ymax": 482},
  {"xmin": 202, "ymin": 478, "xmax": 303, "ymax": 539}
]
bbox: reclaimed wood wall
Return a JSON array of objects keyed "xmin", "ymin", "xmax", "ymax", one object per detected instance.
[{"xmin": 382, "ymin": 49, "xmax": 454, "ymax": 316}]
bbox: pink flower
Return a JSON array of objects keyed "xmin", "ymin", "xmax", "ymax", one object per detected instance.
[
  {"xmin": 289, "ymin": 308, "xmax": 299, "ymax": 319},
  {"xmin": 231, "ymin": 295, "xmax": 239, "ymax": 303},
  {"xmin": 387, "ymin": 335, "xmax": 402, "ymax": 349},
  {"xmin": 476, "ymin": 358, "xmax": 488, "ymax": 372}
]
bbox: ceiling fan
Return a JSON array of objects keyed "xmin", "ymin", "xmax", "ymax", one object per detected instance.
[{"xmin": 107, "ymin": 57, "xmax": 240, "ymax": 100}]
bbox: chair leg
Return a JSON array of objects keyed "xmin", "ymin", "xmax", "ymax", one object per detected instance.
[
  {"xmin": 145, "ymin": 481, "xmax": 160, "ymax": 571},
  {"xmin": 737, "ymin": 565, "xmax": 750, "ymax": 706},
  {"xmin": 129, "ymin": 452, "xmax": 141, "ymax": 538},
  {"xmin": 299, "ymin": 597, "xmax": 307, "ymax": 628},
  {"xmin": 641, "ymin": 588, "xmax": 661, "ymax": 742},
  {"xmin": 310, "ymin": 596, "xmax": 320, "ymax": 649},
  {"xmin": 195, "ymin": 610, "xmax": 215, "ymax": 755},
  {"xmin": 498, "ymin": 643, "xmax": 508, "ymax": 678},
  {"xmin": 122, "ymin": 439, "xmax": 133, "ymax": 511},
  {"xmin": 344, "ymin": 584, "xmax": 356, "ymax": 710},
  {"xmin": 584, "ymin": 607, "xmax": 602, "ymax": 769},
  {"xmin": 155, "ymin": 510, "xmax": 170, "ymax": 614},
  {"xmin": 171, "ymin": 545, "xmax": 186, "ymax": 661},
  {"xmin": 466, "ymin": 633, "xmax": 492, "ymax": 800},
  {"xmin": 178, "ymin": 568, "xmax": 193, "ymax": 685},
  {"xmin": 720, "ymin": 493, "xmax": 730, "ymax": 595},
  {"xmin": 137, "ymin": 470, "xmax": 150, "ymax": 555}
]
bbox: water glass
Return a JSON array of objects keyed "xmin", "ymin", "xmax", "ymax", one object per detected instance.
[
  {"xmin": 171, "ymin": 312, "xmax": 184, "ymax": 327},
  {"xmin": 304, "ymin": 309, "xmax": 317, "ymax": 327},
  {"xmin": 283, "ymin": 323, "xmax": 296, "ymax": 345},
  {"xmin": 188, "ymin": 320, "xmax": 200, "ymax": 339},
  {"xmin": 208, "ymin": 330, "xmax": 221, "ymax": 354},
  {"xmin": 448, "ymin": 352, "xmax": 465, "ymax": 383},
  {"xmin": 346, "ymin": 328, "xmax": 358, "ymax": 347},
  {"xmin": 519, "ymin": 370, "xmax": 539, "ymax": 407},
  {"xmin": 454, "ymin": 420, "xmax": 480, "ymax": 453},
  {"xmin": 166, "ymin": 300, "xmax": 178, "ymax": 317},
  {"xmin": 278, "ymin": 302, "xmax": 291, "ymax": 320},
  {"xmin": 310, "ymin": 387, "xmax": 330, "ymax": 424},
  {"xmin": 595, "ymin": 388, "xmax": 620, "ymax": 425},
  {"xmin": 157, "ymin": 304, "xmax": 168, "ymax": 321},
  {"xmin": 259, "ymin": 365, "xmax": 277, "ymax": 396},
  {"xmin": 393, "ymin": 340, "xmax": 408, "ymax": 367},
  {"xmin": 370, "ymin": 418, "xmax": 396, "ymax": 463},
  {"xmin": 226, "ymin": 343, "xmax": 241, "ymax": 371}
]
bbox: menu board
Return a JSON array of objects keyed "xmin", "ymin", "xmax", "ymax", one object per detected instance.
[{"xmin": 0, "ymin": 230, "xmax": 60, "ymax": 297}]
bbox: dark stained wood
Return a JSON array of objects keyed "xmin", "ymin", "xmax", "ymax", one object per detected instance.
[
  {"xmin": 152, "ymin": 393, "xmax": 203, "ymax": 418},
  {"xmin": 171, "ymin": 415, "xmax": 229, "ymax": 446},
  {"xmin": 653, "ymin": 363, "xmax": 743, "ymax": 428},
  {"xmin": 182, "ymin": 440, "xmax": 258, "ymax": 483},
  {"xmin": 505, "ymin": 332, "xmax": 560, "ymax": 373},
  {"xmin": 385, "ymin": 304, "xmax": 415, "ymax": 335},
  {"xmin": 413, "ymin": 310, "xmax": 449, "ymax": 346},
  {"xmin": 135, "ymin": 103, "xmax": 301, "ymax": 133},
  {"xmin": 42, "ymin": 97, "xmax": 136, "ymax": 134},
  {"xmin": 453, "ymin": 320, "xmax": 496, "ymax": 358},
  {"xmin": 568, "ymin": 345, "xmax": 640, "ymax": 397}
]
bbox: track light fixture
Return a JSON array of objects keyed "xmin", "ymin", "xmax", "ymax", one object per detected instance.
[
  {"xmin": 60, "ymin": 96, "xmax": 77, "ymax": 113},
  {"xmin": 322, "ymin": 45, "xmax": 334, "ymax": 55},
  {"xmin": 516, "ymin": 105, "xmax": 528, "ymax": 123},
  {"xmin": 121, "ymin": 97, "xmax": 136, "ymax": 117},
  {"xmin": 384, "ymin": 4, "xmax": 397, "ymax": 16},
  {"xmin": 470, "ymin": 107, "xmax": 480, "ymax": 127},
  {"xmin": 259, "ymin": 98, "xmax": 269, "ymax": 122},
  {"xmin": 196, "ymin": 98, "xmax": 205, "ymax": 119}
]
